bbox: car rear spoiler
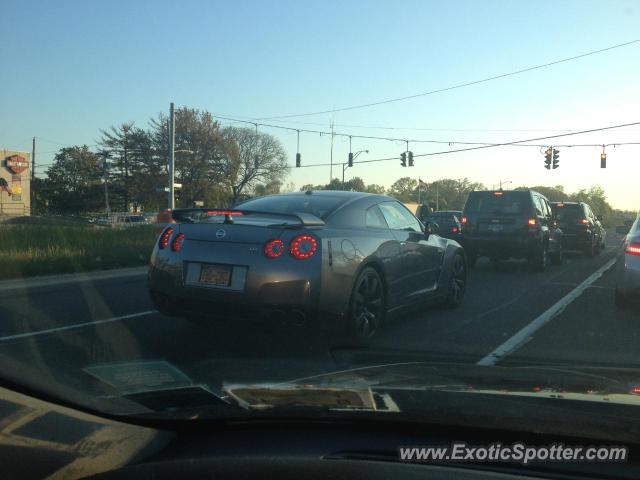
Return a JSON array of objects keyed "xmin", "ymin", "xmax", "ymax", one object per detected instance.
[{"xmin": 204, "ymin": 209, "xmax": 325, "ymax": 226}]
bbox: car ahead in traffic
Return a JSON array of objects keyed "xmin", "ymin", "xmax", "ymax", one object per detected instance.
[
  {"xmin": 149, "ymin": 191, "xmax": 467, "ymax": 341},
  {"xmin": 460, "ymin": 189, "xmax": 563, "ymax": 270},
  {"xmin": 615, "ymin": 212, "xmax": 640, "ymax": 308},
  {"xmin": 550, "ymin": 201, "xmax": 605, "ymax": 257},
  {"xmin": 421, "ymin": 210, "xmax": 463, "ymax": 241}
]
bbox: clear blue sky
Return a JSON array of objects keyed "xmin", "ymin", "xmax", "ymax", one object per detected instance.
[{"xmin": 2, "ymin": 0, "xmax": 639, "ymax": 209}]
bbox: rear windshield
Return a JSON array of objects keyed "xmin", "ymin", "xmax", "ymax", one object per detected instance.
[
  {"xmin": 464, "ymin": 192, "xmax": 529, "ymax": 214},
  {"xmin": 552, "ymin": 204, "xmax": 584, "ymax": 222},
  {"xmin": 236, "ymin": 195, "xmax": 345, "ymax": 218}
]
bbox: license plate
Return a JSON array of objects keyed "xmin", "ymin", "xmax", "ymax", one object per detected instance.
[
  {"xmin": 488, "ymin": 224, "xmax": 503, "ymax": 232},
  {"xmin": 199, "ymin": 264, "xmax": 232, "ymax": 286}
]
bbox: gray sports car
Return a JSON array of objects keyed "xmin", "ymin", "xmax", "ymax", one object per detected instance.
[{"xmin": 148, "ymin": 191, "xmax": 467, "ymax": 340}]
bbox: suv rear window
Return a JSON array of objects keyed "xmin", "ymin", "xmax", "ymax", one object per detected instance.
[
  {"xmin": 464, "ymin": 192, "xmax": 529, "ymax": 215},
  {"xmin": 552, "ymin": 204, "xmax": 584, "ymax": 222}
]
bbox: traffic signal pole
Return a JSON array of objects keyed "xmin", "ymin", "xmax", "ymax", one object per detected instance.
[{"xmin": 168, "ymin": 102, "xmax": 175, "ymax": 210}]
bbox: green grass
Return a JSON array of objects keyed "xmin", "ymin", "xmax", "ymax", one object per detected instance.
[{"xmin": 0, "ymin": 225, "xmax": 158, "ymax": 280}]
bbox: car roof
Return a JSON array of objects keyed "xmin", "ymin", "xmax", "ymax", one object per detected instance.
[{"xmin": 279, "ymin": 190, "xmax": 374, "ymax": 199}]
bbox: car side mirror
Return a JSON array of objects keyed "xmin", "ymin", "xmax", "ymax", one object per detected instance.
[
  {"xmin": 425, "ymin": 221, "xmax": 439, "ymax": 236},
  {"xmin": 616, "ymin": 225, "xmax": 631, "ymax": 235}
]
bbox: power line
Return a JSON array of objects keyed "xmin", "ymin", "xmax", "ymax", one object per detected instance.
[
  {"xmin": 215, "ymin": 114, "xmax": 640, "ymax": 149},
  {"xmin": 251, "ymin": 39, "xmax": 640, "ymax": 120},
  {"xmin": 284, "ymin": 120, "xmax": 640, "ymax": 168}
]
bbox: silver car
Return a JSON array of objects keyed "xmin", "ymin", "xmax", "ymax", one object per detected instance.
[
  {"xmin": 148, "ymin": 191, "xmax": 467, "ymax": 341},
  {"xmin": 615, "ymin": 212, "xmax": 640, "ymax": 307}
]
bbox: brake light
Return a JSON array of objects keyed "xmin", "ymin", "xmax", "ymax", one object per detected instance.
[
  {"xmin": 451, "ymin": 226, "xmax": 460, "ymax": 234},
  {"xmin": 206, "ymin": 210, "xmax": 244, "ymax": 216},
  {"xmin": 171, "ymin": 233, "xmax": 185, "ymax": 252},
  {"xmin": 625, "ymin": 242, "xmax": 640, "ymax": 256},
  {"xmin": 578, "ymin": 218, "xmax": 589, "ymax": 225},
  {"xmin": 461, "ymin": 216, "xmax": 468, "ymax": 225},
  {"xmin": 264, "ymin": 239, "xmax": 285, "ymax": 259},
  {"xmin": 527, "ymin": 218, "xmax": 537, "ymax": 227},
  {"xmin": 494, "ymin": 191, "xmax": 504, "ymax": 196},
  {"xmin": 159, "ymin": 227, "xmax": 174, "ymax": 249},
  {"xmin": 630, "ymin": 386, "xmax": 640, "ymax": 395},
  {"xmin": 289, "ymin": 234, "xmax": 318, "ymax": 260}
]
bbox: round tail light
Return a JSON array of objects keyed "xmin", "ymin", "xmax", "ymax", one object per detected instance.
[
  {"xmin": 289, "ymin": 234, "xmax": 318, "ymax": 260},
  {"xmin": 159, "ymin": 227, "xmax": 174, "ymax": 249},
  {"xmin": 171, "ymin": 233, "xmax": 186, "ymax": 252},
  {"xmin": 264, "ymin": 239, "xmax": 285, "ymax": 259}
]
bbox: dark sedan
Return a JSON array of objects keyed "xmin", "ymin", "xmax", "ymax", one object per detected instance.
[
  {"xmin": 149, "ymin": 191, "xmax": 467, "ymax": 341},
  {"xmin": 422, "ymin": 210, "xmax": 463, "ymax": 240}
]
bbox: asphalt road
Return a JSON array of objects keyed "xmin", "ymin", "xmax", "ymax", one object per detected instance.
[{"xmin": 0, "ymin": 232, "xmax": 636, "ymax": 397}]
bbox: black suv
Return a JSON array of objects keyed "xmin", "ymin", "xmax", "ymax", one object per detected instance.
[
  {"xmin": 550, "ymin": 201, "xmax": 605, "ymax": 257},
  {"xmin": 461, "ymin": 190, "xmax": 563, "ymax": 270}
]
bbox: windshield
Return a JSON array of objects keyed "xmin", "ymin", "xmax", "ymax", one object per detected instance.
[
  {"xmin": 464, "ymin": 192, "xmax": 528, "ymax": 214},
  {"xmin": 552, "ymin": 204, "xmax": 585, "ymax": 222},
  {"xmin": 235, "ymin": 194, "xmax": 345, "ymax": 218},
  {"xmin": 2, "ymin": 0, "xmax": 640, "ymax": 465}
]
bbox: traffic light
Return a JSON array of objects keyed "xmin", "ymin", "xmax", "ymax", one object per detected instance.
[
  {"xmin": 552, "ymin": 148, "xmax": 559, "ymax": 169},
  {"xmin": 296, "ymin": 153, "xmax": 301, "ymax": 168},
  {"xmin": 601, "ymin": 152, "xmax": 607, "ymax": 169},
  {"xmin": 408, "ymin": 151, "xmax": 414, "ymax": 167},
  {"xmin": 400, "ymin": 152, "xmax": 407, "ymax": 167},
  {"xmin": 544, "ymin": 147, "xmax": 552, "ymax": 169},
  {"xmin": 348, "ymin": 152, "xmax": 353, "ymax": 168}
]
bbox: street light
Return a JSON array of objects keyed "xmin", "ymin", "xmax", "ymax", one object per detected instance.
[
  {"xmin": 494, "ymin": 180, "xmax": 512, "ymax": 190},
  {"xmin": 343, "ymin": 150, "xmax": 368, "ymax": 189}
]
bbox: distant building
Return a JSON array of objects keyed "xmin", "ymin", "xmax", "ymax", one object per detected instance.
[{"xmin": 1, "ymin": 149, "xmax": 31, "ymax": 216}]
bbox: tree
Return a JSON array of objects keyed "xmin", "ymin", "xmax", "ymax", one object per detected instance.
[
  {"xmin": 99, "ymin": 123, "xmax": 136, "ymax": 212},
  {"xmin": 365, "ymin": 184, "xmax": 386, "ymax": 194},
  {"xmin": 419, "ymin": 178, "xmax": 485, "ymax": 211},
  {"xmin": 254, "ymin": 180, "xmax": 282, "ymax": 197},
  {"xmin": 516, "ymin": 185, "xmax": 568, "ymax": 202},
  {"xmin": 149, "ymin": 107, "xmax": 237, "ymax": 208},
  {"xmin": 388, "ymin": 177, "xmax": 418, "ymax": 202},
  {"xmin": 42, "ymin": 146, "xmax": 104, "ymax": 214},
  {"xmin": 570, "ymin": 185, "xmax": 614, "ymax": 226},
  {"xmin": 344, "ymin": 176, "xmax": 366, "ymax": 192},
  {"xmin": 222, "ymin": 127, "xmax": 289, "ymax": 202},
  {"xmin": 388, "ymin": 177, "xmax": 418, "ymax": 203}
]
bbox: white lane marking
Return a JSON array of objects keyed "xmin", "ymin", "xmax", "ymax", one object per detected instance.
[
  {"xmin": 0, "ymin": 310, "xmax": 156, "ymax": 342},
  {"xmin": 476, "ymin": 258, "xmax": 616, "ymax": 366},
  {"xmin": 0, "ymin": 267, "xmax": 148, "ymax": 293}
]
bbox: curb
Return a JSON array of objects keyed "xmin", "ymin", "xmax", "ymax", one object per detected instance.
[{"xmin": 0, "ymin": 266, "xmax": 149, "ymax": 292}]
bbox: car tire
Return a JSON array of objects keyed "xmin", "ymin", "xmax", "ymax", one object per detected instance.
[
  {"xmin": 584, "ymin": 240, "xmax": 595, "ymax": 258},
  {"xmin": 445, "ymin": 253, "xmax": 466, "ymax": 308},
  {"xmin": 550, "ymin": 246, "xmax": 563, "ymax": 266},
  {"xmin": 347, "ymin": 267, "xmax": 386, "ymax": 342},
  {"xmin": 529, "ymin": 244, "xmax": 548, "ymax": 272}
]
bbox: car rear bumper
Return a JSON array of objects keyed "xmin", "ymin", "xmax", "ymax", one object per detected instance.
[
  {"xmin": 461, "ymin": 235, "xmax": 542, "ymax": 259},
  {"xmin": 616, "ymin": 254, "xmax": 640, "ymax": 296},
  {"xmin": 561, "ymin": 232, "xmax": 592, "ymax": 249}
]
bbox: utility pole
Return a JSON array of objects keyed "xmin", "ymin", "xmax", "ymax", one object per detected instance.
[
  {"xmin": 329, "ymin": 121, "xmax": 334, "ymax": 183},
  {"xmin": 123, "ymin": 127, "xmax": 129, "ymax": 212},
  {"xmin": 31, "ymin": 136, "xmax": 35, "ymax": 213},
  {"xmin": 168, "ymin": 102, "xmax": 176, "ymax": 210},
  {"xmin": 31, "ymin": 137, "xmax": 35, "ymax": 181},
  {"xmin": 102, "ymin": 151, "xmax": 111, "ymax": 214}
]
